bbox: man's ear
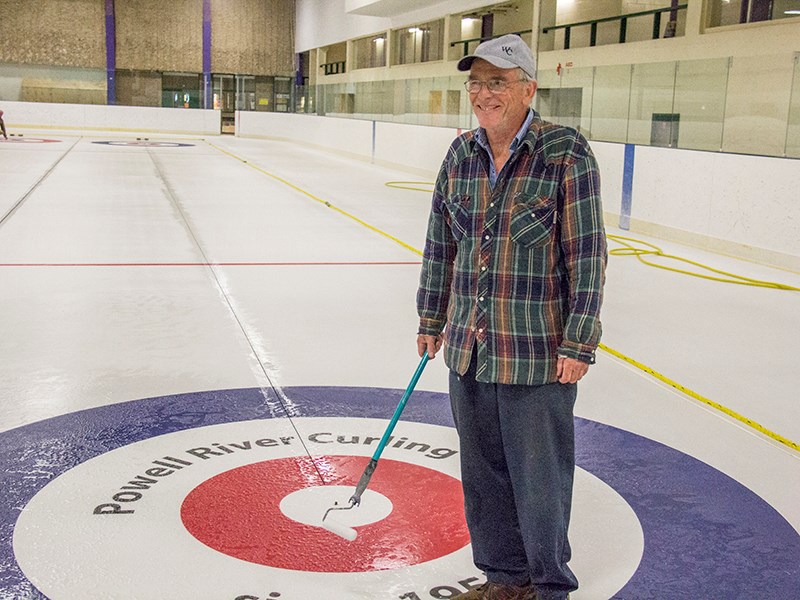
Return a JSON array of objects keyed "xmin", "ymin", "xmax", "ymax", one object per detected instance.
[{"xmin": 524, "ymin": 80, "xmax": 538, "ymax": 105}]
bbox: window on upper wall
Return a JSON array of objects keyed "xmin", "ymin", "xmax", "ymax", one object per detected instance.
[
  {"xmin": 353, "ymin": 33, "xmax": 387, "ymax": 70},
  {"xmin": 707, "ymin": 0, "xmax": 800, "ymax": 27},
  {"xmin": 391, "ymin": 20, "xmax": 444, "ymax": 66},
  {"xmin": 320, "ymin": 42, "xmax": 347, "ymax": 76}
]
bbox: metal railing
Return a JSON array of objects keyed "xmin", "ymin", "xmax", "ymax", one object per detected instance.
[
  {"xmin": 449, "ymin": 30, "xmax": 533, "ymax": 57},
  {"xmin": 321, "ymin": 61, "xmax": 346, "ymax": 76},
  {"xmin": 542, "ymin": 4, "xmax": 688, "ymax": 49}
]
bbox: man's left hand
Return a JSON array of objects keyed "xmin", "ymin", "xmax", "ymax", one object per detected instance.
[{"xmin": 556, "ymin": 356, "xmax": 589, "ymax": 384}]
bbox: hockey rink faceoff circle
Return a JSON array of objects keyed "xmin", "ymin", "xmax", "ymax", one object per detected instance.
[{"xmin": 1, "ymin": 387, "xmax": 799, "ymax": 600}]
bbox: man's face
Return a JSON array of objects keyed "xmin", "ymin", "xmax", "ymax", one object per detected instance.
[{"xmin": 468, "ymin": 59, "xmax": 537, "ymax": 136}]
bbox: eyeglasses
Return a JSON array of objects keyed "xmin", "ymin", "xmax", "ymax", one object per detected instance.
[{"xmin": 464, "ymin": 78, "xmax": 526, "ymax": 93}]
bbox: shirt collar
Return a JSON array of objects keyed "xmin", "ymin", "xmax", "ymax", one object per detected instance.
[
  {"xmin": 474, "ymin": 108, "xmax": 535, "ymax": 157},
  {"xmin": 511, "ymin": 108, "xmax": 535, "ymax": 153}
]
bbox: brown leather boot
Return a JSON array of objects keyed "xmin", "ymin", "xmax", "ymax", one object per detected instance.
[{"xmin": 450, "ymin": 582, "xmax": 534, "ymax": 600}]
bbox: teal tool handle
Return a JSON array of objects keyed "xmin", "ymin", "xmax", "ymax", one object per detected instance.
[
  {"xmin": 349, "ymin": 353, "xmax": 430, "ymax": 506},
  {"xmin": 371, "ymin": 353, "xmax": 429, "ymax": 461}
]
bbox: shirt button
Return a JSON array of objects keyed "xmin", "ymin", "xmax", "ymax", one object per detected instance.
[
  {"xmin": 481, "ymin": 266, "xmax": 487, "ymax": 271},
  {"xmin": 484, "ymin": 235, "xmax": 490, "ymax": 240},
  {"xmin": 479, "ymin": 296, "xmax": 484, "ymax": 302},
  {"xmin": 471, "ymin": 326, "xmax": 476, "ymax": 332},
  {"xmin": 490, "ymin": 202, "xmax": 495, "ymax": 207},
  {"xmin": 478, "ymin": 328, "xmax": 484, "ymax": 333}
]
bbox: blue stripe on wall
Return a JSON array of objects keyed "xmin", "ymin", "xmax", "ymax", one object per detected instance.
[
  {"xmin": 104, "ymin": 0, "xmax": 116, "ymax": 105},
  {"xmin": 203, "ymin": 0, "xmax": 212, "ymax": 109},
  {"xmin": 620, "ymin": 143, "xmax": 635, "ymax": 230},
  {"xmin": 371, "ymin": 121, "xmax": 376, "ymax": 162}
]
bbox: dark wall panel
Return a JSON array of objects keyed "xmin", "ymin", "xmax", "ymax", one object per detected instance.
[
  {"xmin": 0, "ymin": 0, "xmax": 105, "ymax": 68},
  {"xmin": 116, "ymin": 0, "xmax": 203, "ymax": 72},
  {"xmin": 0, "ymin": 0, "xmax": 296, "ymax": 77},
  {"xmin": 211, "ymin": 0, "xmax": 295, "ymax": 76}
]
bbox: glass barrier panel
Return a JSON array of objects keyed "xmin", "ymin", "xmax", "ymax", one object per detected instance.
[
  {"xmin": 319, "ymin": 83, "xmax": 330, "ymax": 116},
  {"xmin": 449, "ymin": 75, "xmax": 472, "ymax": 130},
  {"xmin": 290, "ymin": 54, "xmax": 797, "ymax": 159},
  {"xmin": 722, "ymin": 53, "xmax": 794, "ymax": 155},
  {"xmin": 627, "ymin": 61, "xmax": 677, "ymax": 146},
  {"xmin": 324, "ymin": 83, "xmax": 340, "ymax": 117},
  {"xmin": 429, "ymin": 77, "xmax": 446, "ymax": 128},
  {"xmin": 557, "ymin": 66, "xmax": 595, "ymax": 135},
  {"xmin": 442, "ymin": 75, "xmax": 462, "ymax": 129},
  {"xmin": 377, "ymin": 79, "xmax": 391, "ymax": 123},
  {"xmin": 534, "ymin": 67, "xmax": 561, "ymax": 124},
  {"xmin": 256, "ymin": 76, "xmax": 275, "ymax": 112},
  {"xmin": 360, "ymin": 80, "xmax": 373, "ymax": 121},
  {"xmin": 353, "ymin": 80, "xmax": 368, "ymax": 119},
  {"xmin": 371, "ymin": 80, "xmax": 382, "ymax": 120},
  {"xmin": 381, "ymin": 80, "xmax": 391, "ymax": 123},
  {"xmin": 786, "ymin": 53, "xmax": 800, "ymax": 158},
  {"xmin": 590, "ymin": 64, "xmax": 633, "ymax": 143},
  {"xmin": 536, "ymin": 67, "xmax": 561, "ymax": 90},
  {"xmin": 433, "ymin": 76, "xmax": 445, "ymax": 127},
  {"xmin": 0, "ymin": 63, "xmax": 106, "ymax": 104},
  {"xmin": 403, "ymin": 79, "xmax": 419, "ymax": 123},
  {"xmin": 388, "ymin": 80, "xmax": 400, "ymax": 123},
  {"xmin": 673, "ymin": 57, "xmax": 729, "ymax": 151},
  {"xmin": 418, "ymin": 77, "xmax": 434, "ymax": 126}
]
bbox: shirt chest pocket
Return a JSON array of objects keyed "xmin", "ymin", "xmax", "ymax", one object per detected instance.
[
  {"xmin": 510, "ymin": 195, "xmax": 557, "ymax": 248},
  {"xmin": 444, "ymin": 194, "xmax": 473, "ymax": 241}
]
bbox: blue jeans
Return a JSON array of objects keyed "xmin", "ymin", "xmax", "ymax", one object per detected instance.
[{"xmin": 449, "ymin": 349, "xmax": 578, "ymax": 600}]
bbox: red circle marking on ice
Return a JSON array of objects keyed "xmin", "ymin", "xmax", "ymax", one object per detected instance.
[
  {"xmin": 4, "ymin": 138, "xmax": 61, "ymax": 143},
  {"xmin": 180, "ymin": 455, "xmax": 469, "ymax": 572},
  {"xmin": 92, "ymin": 141, "xmax": 194, "ymax": 147}
]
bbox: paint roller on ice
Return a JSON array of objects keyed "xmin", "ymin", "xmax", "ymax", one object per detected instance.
[
  {"xmin": 321, "ymin": 516, "xmax": 358, "ymax": 541},
  {"xmin": 321, "ymin": 457, "xmax": 377, "ymax": 541},
  {"xmin": 320, "ymin": 354, "xmax": 429, "ymax": 541}
]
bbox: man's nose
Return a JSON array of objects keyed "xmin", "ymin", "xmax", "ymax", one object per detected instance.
[{"xmin": 475, "ymin": 84, "xmax": 494, "ymax": 100}]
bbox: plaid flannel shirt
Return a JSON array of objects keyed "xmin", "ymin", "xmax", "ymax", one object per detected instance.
[{"xmin": 417, "ymin": 111, "xmax": 607, "ymax": 385}]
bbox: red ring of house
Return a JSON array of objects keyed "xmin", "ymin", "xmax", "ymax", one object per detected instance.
[{"xmin": 180, "ymin": 455, "xmax": 469, "ymax": 572}]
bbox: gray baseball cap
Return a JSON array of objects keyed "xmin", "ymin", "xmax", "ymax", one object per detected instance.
[{"xmin": 457, "ymin": 34, "xmax": 536, "ymax": 78}]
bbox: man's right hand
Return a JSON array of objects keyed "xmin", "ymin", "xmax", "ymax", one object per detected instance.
[{"xmin": 417, "ymin": 334, "xmax": 443, "ymax": 359}]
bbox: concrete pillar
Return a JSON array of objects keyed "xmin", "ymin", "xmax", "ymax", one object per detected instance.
[
  {"xmin": 533, "ymin": 0, "xmax": 558, "ymax": 54},
  {"xmin": 685, "ymin": 0, "xmax": 705, "ymax": 37}
]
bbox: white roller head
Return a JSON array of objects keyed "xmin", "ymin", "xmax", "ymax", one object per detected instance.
[{"xmin": 322, "ymin": 519, "xmax": 358, "ymax": 541}]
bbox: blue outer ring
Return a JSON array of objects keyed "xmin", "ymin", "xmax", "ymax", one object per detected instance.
[{"xmin": 1, "ymin": 386, "xmax": 798, "ymax": 599}]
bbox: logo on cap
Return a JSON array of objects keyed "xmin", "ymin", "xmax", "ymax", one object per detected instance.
[{"xmin": 501, "ymin": 46, "xmax": 513, "ymax": 56}]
